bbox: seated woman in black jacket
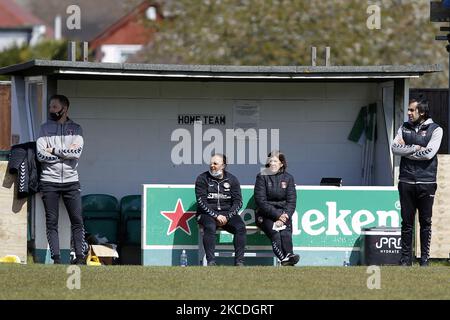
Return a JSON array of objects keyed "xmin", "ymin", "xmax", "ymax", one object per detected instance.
[{"xmin": 254, "ymin": 151, "xmax": 300, "ymax": 266}]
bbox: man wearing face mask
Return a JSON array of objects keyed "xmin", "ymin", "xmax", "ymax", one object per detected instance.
[
  {"xmin": 391, "ymin": 98, "xmax": 443, "ymax": 267},
  {"xmin": 195, "ymin": 154, "xmax": 246, "ymax": 266},
  {"xmin": 36, "ymin": 94, "xmax": 87, "ymax": 264}
]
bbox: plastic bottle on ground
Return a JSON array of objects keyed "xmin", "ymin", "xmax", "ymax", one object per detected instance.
[
  {"xmin": 180, "ymin": 249, "xmax": 188, "ymax": 267},
  {"xmin": 343, "ymin": 250, "xmax": 350, "ymax": 267}
]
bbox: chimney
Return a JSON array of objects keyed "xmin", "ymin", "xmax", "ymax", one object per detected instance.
[
  {"xmin": 67, "ymin": 41, "xmax": 76, "ymax": 61},
  {"xmin": 67, "ymin": 42, "xmax": 89, "ymax": 62},
  {"xmin": 325, "ymin": 47, "xmax": 331, "ymax": 66},
  {"xmin": 311, "ymin": 47, "xmax": 331, "ymax": 66},
  {"xmin": 54, "ymin": 15, "xmax": 62, "ymax": 40},
  {"xmin": 83, "ymin": 42, "xmax": 88, "ymax": 62},
  {"xmin": 311, "ymin": 47, "xmax": 317, "ymax": 66}
]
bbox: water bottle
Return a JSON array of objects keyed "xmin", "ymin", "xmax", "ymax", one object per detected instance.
[
  {"xmin": 180, "ymin": 249, "xmax": 188, "ymax": 267},
  {"xmin": 343, "ymin": 251, "xmax": 350, "ymax": 267}
]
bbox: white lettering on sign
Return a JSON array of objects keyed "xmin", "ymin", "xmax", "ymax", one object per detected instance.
[
  {"xmin": 377, "ymin": 210, "xmax": 399, "ymax": 227},
  {"xmin": 241, "ymin": 201, "xmax": 400, "ymax": 236},
  {"xmin": 301, "ymin": 210, "xmax": 326, "ymax": 235},
  {"xmin": 375, "ymin": 237, "xmax": 401, "ymax": 249},
  {"xmin": 351, "ymin": 210, "xmax": 376, "ymax": 234},
  {"xmin": 325, "ymin": 202, "xmax": 352, "ymax": 236}
]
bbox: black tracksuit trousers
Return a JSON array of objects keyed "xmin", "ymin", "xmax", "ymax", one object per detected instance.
[
  {"xmin": 257, "ymin": 217, "xmax": 293, "ymax": 261},
  {"xmin": 198, "ymin": 214, "xmax": 246, "ymax": 265},
  {"xmin": 40, "ymin": 181, "xmax": 87, "ymax": 261},
  {"xmin": 398, "ymin": 182, "xmax": 437, "ymax": 263}
]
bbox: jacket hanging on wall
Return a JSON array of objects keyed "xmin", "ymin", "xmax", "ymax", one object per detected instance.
[{"xmin": 7, "ymin": 142, "xmax": 41, "ymax": 198}]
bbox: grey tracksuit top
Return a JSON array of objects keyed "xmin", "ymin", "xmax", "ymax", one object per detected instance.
[
  {"xmin": 36, "ymin": 119, "xmax": 84, "ymax": 183},
  {"xmin": 391, "ymin": 118, "xmax": 443, "ymax": 183}
]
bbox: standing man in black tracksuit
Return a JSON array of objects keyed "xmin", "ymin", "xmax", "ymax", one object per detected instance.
[
  {"xmin": 36, "ymin": 94, "xmax": 87, "ymax": 264},
  {"xmin": 195, "ymin": 154, "xmax": 246, "ymax": 266},
  {"xmin": 254, "ymin": 151, "xmax": 299, "ymax": 266},
  {"xmin": 391, "ymin": 98, "xmax": 442, "ymax": 267}
]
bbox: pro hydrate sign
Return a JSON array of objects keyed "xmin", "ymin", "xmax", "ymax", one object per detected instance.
[{"xmin": 142, "ymin": 185, "xmax": 400, "ymax": 266}]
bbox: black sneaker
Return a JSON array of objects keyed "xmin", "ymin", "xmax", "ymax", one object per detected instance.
[
  {"xmin": 235, "ymin": 262, "xmax": 245, "ymax": 267},
  {"xmin": 288, "ymin": 253, "xmax": 300, "ymax": 266},
  {"xmin": 52, "ymin": 255, "xmax": 61, "ymax": 264},
  {"xmin": 419, "ymin": 259, "xmax": 429, "ymax": 267},
  {"xmin": 207, "ymin": 261, "xmax": 217, "ymax": 266},
  {"xmin": 281, "ymin": 253, "xmax": 300, "ymax": 266},
  {"xmin": 399, "ymin": 258, "xmax": 412, "ymax": 266},
  {"xmin": 75, "ymin": 256, "xmax": 86, "ymax": 265},
  {"xmin": 280, "ymin": 255, "xmax": 290, "ymax": 266}
]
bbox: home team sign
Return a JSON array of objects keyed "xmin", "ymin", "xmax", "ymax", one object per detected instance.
[{"xmin": 178, "ymin": 114, "xmax": 226, "ymax": 125}]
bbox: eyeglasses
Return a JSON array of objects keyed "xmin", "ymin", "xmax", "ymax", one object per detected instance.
[{"xmin": 407, "ymin": 108, "xmax": 417, "ymax": 112}]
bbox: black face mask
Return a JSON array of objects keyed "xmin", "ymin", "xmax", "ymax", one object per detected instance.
[{"xmin": 49, "ymin": 108, "xmax": 65, "ymax": 121}]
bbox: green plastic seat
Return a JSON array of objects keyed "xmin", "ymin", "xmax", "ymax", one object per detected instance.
[
  {"xmin": 82, "ymin": 194, "xmax": 120, "ymax": 244},
  {"xmin": 120, "ymin": 195, "xmax": 141, "ymax": 246}
]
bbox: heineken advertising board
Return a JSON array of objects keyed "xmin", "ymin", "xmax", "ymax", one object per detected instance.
[{"xmin": 142, "ymin": 185, "xmax": 400, "ymax": 266}]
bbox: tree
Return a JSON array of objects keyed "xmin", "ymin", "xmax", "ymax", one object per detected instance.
[
  {"xmin": 131, "ymin": 0, "xmax": 448, "ymax": 88},
  {"xmin": 0, "ymin": 40, "xmax": 69, "ymax": 80}
]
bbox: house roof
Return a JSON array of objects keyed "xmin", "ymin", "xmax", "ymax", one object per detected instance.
[
  {"xmin": 90, "ymin": 1, "xmax": 159, "ymax": 50},
  {"xmin": 15, "ymin": 0, "xmax": 142, "ymax": 42},
  {"xmin": 0, "ymin": 0, "xmax": 46, "ymax": 28},
  {"xmin": 0, "ymin": 59, "xmax": 443, "ymax": 81}
]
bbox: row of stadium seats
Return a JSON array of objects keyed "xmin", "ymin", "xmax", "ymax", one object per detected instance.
[{"xmin": 81, "ymin": 194, "xmax": 141, "ymax": 264}]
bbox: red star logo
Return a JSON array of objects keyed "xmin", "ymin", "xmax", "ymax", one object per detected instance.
[{"xmin": 161, "ymin": 199, "xmax": 196, "ymax": 235}]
